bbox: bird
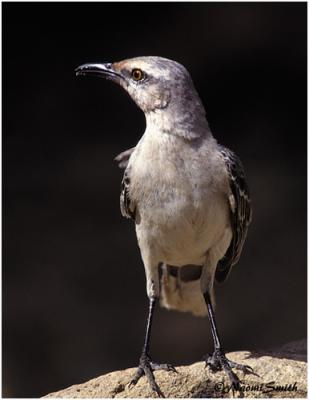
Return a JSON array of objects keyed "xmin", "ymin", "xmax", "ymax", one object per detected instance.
[{"xmin": 75, "ymin": 56, "xmax": 253, "ymax": 397}]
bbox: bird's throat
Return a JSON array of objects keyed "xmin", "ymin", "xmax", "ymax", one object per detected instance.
[{"xmin": 145, "ymin": 108, "xmax": 212, "ymax": 141}]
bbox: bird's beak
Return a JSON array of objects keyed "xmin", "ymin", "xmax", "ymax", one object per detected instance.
[{"xmin": 75, "ymin": 63, "xmax": 123, "ymax": 81}]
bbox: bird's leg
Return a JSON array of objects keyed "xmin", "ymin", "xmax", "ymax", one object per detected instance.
[
  {"xmin": 129, "ymin": 296, "xmax": 176, "ymax": 397},
  {"xmin": 204, "ymin": 291, "xmax": 256, "ymax": 390}
]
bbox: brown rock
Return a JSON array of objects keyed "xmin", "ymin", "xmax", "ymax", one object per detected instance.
[{"xmin": 44, "ymin": 340, "xmax": 307, "ymax": 398}]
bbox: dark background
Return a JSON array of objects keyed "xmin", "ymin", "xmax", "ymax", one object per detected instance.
[{"xmin": 3, "ymin": 2, "xmax": 307, "ymax": 398}]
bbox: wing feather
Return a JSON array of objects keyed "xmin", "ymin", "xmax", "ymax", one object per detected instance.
[
  {"xmin": 114, "ymin": 147, "xmax": 135, "ymax": 169},
  {"xmin": 120, "ymin": 169, "xmax": 136, "ymax": 220},
  {"xmin": 114, "ymin": 147, "xmax": 136, "ymax": 220},
  {"xmin": 215, "ymin": 146, "xmax": 252, "ymax": 283}
]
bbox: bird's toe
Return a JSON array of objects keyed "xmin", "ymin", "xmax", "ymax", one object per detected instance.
[
  {"xmin": 150, "ymin": 362, "xmax": 178, "ymax": 373},
  {"xmin": 205, "ymin": 348, "xmax": 256, "ymax": 392},
  {"xmin": 129, "ymin": 353, "xmax": 170, "ymax": 397}
]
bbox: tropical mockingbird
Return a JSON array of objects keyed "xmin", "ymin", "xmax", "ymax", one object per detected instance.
[{"xmin": 76, "ymin": 56, "xmax": 253, "ymax": 397}]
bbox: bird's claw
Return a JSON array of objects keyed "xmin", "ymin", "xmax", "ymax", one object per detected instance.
[
  {"xmin": 128, "ymin": 367, "xmax": 144, "ymax": 388},
  {"xmin": 129, "ymin": 353, "xmax": 177, "ymax": 397},
  {"xmin": 205, "ymin": 348, "xmax": 256, "ymax": 393}
]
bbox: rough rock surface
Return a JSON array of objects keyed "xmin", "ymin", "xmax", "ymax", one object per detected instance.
[{"xmin": 45, "ymin": 339, "xmax": 306, "ymax": 398}]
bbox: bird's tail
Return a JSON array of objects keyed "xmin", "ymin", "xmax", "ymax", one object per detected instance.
[{"xmin": 160, "ymin": 264, "xmax": 215, "ymax": 317}]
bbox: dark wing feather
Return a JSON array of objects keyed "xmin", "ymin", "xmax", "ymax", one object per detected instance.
[
  {"xmin": 115, "ymin": 147, "xmax": 136, "ymax": 220},
  {"xmin": 120, "ymin": 169, "xmax": 136, "ymax": 220},
  {"xmin": 215, "ymin": 146, "xmax": 252, "ymax": 283}
]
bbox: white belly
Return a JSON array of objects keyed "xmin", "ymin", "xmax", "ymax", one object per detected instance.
[{"xmin": 136, "ymin": 187, "xmax": 230, "ymax": 266}]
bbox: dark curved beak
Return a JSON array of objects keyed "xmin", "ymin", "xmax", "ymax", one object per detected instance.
[{"xmin": 75, "ymin": 63, "xmax": 123, "ymax": 81}]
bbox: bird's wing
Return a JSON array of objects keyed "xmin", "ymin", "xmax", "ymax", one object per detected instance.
[
  {"xmin": 114, "ymin": 147, "xmax": 135, "ymax": 169},
  {"xmin": 215, "ymin": 146, "xmax": 252, "ymax": 283},
  {"xmin": 120, "ymin": 168, "xmax": 136, "ymax": 220}
]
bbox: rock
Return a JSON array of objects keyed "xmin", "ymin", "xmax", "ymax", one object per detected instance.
[{"xmin": 44, "ymin": 339, "xmax": 307, "ymax": 398}]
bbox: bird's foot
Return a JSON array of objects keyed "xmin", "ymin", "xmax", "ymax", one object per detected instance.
[
  {"xmin": 129, "ymin": 352, "xmax": 177, "ymax": 397},
  {"xmin": 205, "ymin": 348, "xmax": 257, "ymax": 392}
]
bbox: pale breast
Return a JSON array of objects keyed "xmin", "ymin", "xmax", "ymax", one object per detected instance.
[{"xmin": 129, "ymin": 130, "xmax": 231, "ymax": 265}]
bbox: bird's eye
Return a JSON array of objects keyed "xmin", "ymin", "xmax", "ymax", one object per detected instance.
[{"xmin": 131, "ymin": 68, "xmax": 144, "ymax": 81}]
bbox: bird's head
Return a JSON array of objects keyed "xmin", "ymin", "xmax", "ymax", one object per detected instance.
[{"xmin": 76, "ymin": 56, "xmax": 210, "ymax": 138}]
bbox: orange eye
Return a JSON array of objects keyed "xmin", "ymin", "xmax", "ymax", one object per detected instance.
[{"xmin": 132, "ymin": 68, "xmax": 144, "ymax": 81}]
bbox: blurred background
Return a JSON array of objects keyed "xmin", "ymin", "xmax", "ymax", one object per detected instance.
[{"xmin": 3, "ymin": 2, "xmax": 307, "ymax": 398}]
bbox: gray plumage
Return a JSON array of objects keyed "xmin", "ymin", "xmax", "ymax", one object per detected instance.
[{"xmin": 112, "ymin": 56, "xmax": 251, "ymax": 316}]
